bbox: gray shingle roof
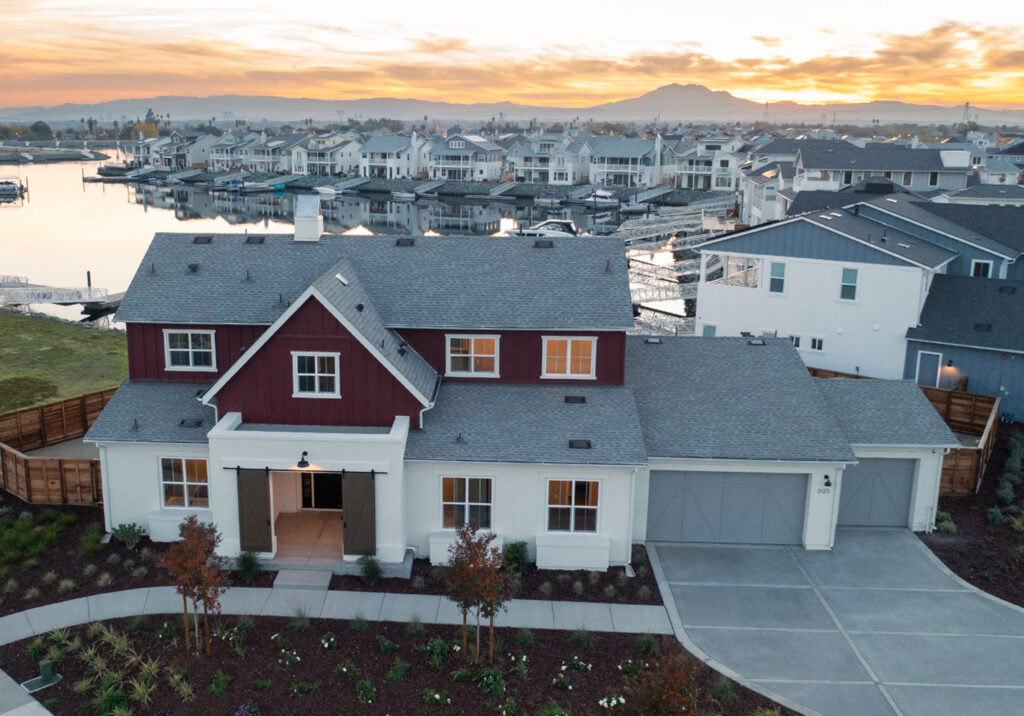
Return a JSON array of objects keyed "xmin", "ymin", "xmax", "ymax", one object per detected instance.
[
  {"xmin": 815, "ymin": 379, "xmax": 958, "ymax": 447},
  {"xmin": 405, "ymin": 383, "xmax": 647, "ymax": 466},
  {"xmin": 361, "ymin": 135, "xmax": 413, "ymax": 154},
  {"xmin": 861, "ymin": 196, "xmax": 1019, "ymax": 257},
  {"xmin": 907, "ymin": 274, "xmax": 1024, "ymax": 353},
  {"xmin": 625, "ymin": 336, "xmax": 855, "ymax": 462},
  {"xmin": 943, "ymin": 184, "xmax": 1024, "ymax": 201},
  {"xmin": 803, "ymin": 211, "xmax": 958, "ymax": 269},
  {"xmin": 115, "ymin": 234, "xmax": 634, "ymax": 331},
  {"xmin": 85, "ymin": 381, "xmax": 214, "ymax": 444},
  {"xmin": 591, "ymin": 138, "xmax": 655, "ymax": 159},
  {"xmin": 913, "ymin": 202, "xmax": 1024, "ymax": 253},
  {"xmin": 799, "ymin": 144, "xmax": 956, "ymax": 172}
]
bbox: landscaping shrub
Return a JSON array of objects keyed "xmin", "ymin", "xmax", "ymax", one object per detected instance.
[
  {"xmin": 78, "ymin": 523, "xmax": 105, "ymax": 557},
  {"xmin": 935, "ymin": 511, "xmax": 957, "ymax": 534},
  {"xmin": 568, "ymin": 628, "xmax": 594, "ymax": 650},
  {"xmin": 621, "ymin": 651, "xmax": 700, "ymax": 715},
  {"xmin": 572, "ymin": 580, "xmax": 584, "ymax": 596},
  {"xmin": 250, "ymin": 679, "xmax": 272, "ymax": 692},
  {"xmin": 355, "ymin": 679, "xmax": 376, "ymax": 704},
  {"xmin": 335, "ymin": 660, "xmax": 359, "ymax": 677},
  {"xmin": 376, "ymin": 634, "xmax": 398, "ymax": 654},
  {"xmin": 996, "ymin": 483, "xmax": 1015, "ymax": 506},
  {"xmin": 385, "ymin": 657, "xmax": 410, "ymax": 682},
  {"xmin": 289, "ymin": 610, "xmax": 310, "ymax": 633},
  {"xmin": 111, "ymin": 523, "xmax": 145, "ymax": 550},
  {"xmin": 420, "ymin": 688, "xmax": 450, "ymax": 706},
  {"xmin": 235, "ymin": 700, "xmax": 261, "ymax": 716},
  {"xmin": 349, "ymin": 616, "xmax": 368, "ymax": 634},
  {"xmin": 358, "ymin": 554, "xmax": 382, "ymax": 587},
  {"xmin": 406, "ymin": 617, "xmax": 426, "ymax": 636},
  {"xmin": 710, "ymin": 675, "xmax": 737, "ymax": 703},
  {"xmin": 234, "ymin": 551, "xmax": 262, "ymax": 586},
  {"xmin": 1005, "ymin": 471, "xmax": 1023, "ymax": 486},
  {"xmin": 987, "ymin": 507, "xmax": 1006, "ymax": 525},
  {"xmin": 208, "ymin": 669, "xmax": 232, "ymax": 695},
  {"xmin": 502, "ymin": 540, "xmax": 529, "ymax": 574},
  {"xmin": 637, "ymin": 585, "xmax": 653, "ymax": 600},
  {"xmin": 538, "ymin": 581, "xmax": 553, "ymax": 597},
  {"xmin": 634, "ymin": 632, "xmax": 660, "ymax": 655},
  {"xmin": 290, "ymin": 681, "xmax": 319, "ymax": 694}
]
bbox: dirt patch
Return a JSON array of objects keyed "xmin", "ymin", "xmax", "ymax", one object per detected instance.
[
  {"xmin": 921, "ymin": 422, "xmax": 1024, "ymax": 607},
  {"xmin": 0, "ymin": 615, "xmax": 790, "ymax": 716}
]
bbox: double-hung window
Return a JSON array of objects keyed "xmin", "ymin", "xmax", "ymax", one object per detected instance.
[
  {"xmin": 164, "ymin": 330, "xmax": 216, "ymax": 371},
  {"xmin": 292, "ymin": 352, "xmax": 340, "ymax": 398},
  {"xmin": 160, "ymin": 457, "xmax": 209, "ymax": 508},
  {"xmin": 769, "ymin": 262, "xmax": 785, "ymax": 293},
  {"xmin": 547, "ymin": 480, "xmax": 599, "ymax": 533},
  {"xmin": 810, "ymin": 337, "xmax": 824, "ymax": 351},
  {"xmin": 840, "ymin": 268, "xmax": 858, "ymax": 300},
  {"xmin": 442, "ymin": 477, "xmax": 492, "ymax": 529},
  {"xmin": 542, "ymin": 337, "xmax": 596, "ymax": 379},
  {"xmin": 446, "ymin": 335, "xmax": 499, "ymax": 377},
  {"xmin": 971, "ymin": 260, "xmax": 992, "ymax": 278}
]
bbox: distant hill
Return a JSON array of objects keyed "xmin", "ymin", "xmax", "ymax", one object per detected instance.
[{"xmin": 2, "ymin": 84, "xmax": 1022, "ymax": 126}]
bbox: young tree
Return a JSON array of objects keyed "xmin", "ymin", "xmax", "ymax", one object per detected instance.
[
  {"xmin": 478, "ymin": 543, "xmax": 515, "ymax": 665},
  {"xmin": 443, "ymin": 522, "xmax": 492, "ymax": 661},
  {"xmin": 159, "ymin": 515, "xmax": 225, "ymax": 655}
]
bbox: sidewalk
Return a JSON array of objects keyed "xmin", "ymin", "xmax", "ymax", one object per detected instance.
[{"xmin": 0, "ymin": 586, "xmax": 672, "ymax": 713}]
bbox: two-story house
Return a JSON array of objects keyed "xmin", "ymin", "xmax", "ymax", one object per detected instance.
[
  {"xmin": 740, "ymin": 162, "xmax": 794, "ymax": 226},
  {"xmin": 209, "ymin": 132, "xmax": 261, "ymax": 172},
  {"xmin": 292, "ymin": 132, "xmax": 362, "ymax": 177},
  {"xmin": 125, "ymin": 135, "xmax": 172, "ymax": 167},
  {"xmin": 676, "ymin": 135, "xmax": 745, "ymax": 192},
  {"xmin": 589, "ymin": 136, "xmax": 676, "ymax": 189},
  {"xmin": 153, "ymin": 131, "xmax": 219, "ymax": 171},
  {"xmin": 507, "ymin": 134, "xmax": 592, "ymax": 185},
  {"xmin": 240, "ymin": 133, "xmax": 309, "ymax": 174},
  {"xmin": 427, "ymin": 134, "xmax": 503, "ymax": 182},
  {"xmin": 359, "ymin": 133, "xmax": 430, "ymax": 180},
  {"xmin": 793, "ymin": 144, "xmax": 972, "ymax": 194},
  {"xmin": 86, "ymin": 213, "xmax": 955, "ymax": 568}
]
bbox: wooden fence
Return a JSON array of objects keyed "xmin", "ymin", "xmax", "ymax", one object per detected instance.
[
  {"xmin": 0, "ymin": 389, "xmax": 114, "ymax": 506},
  {"xmin": 808, "ymin": 368, "xmax": 999, "ymax": 496}
]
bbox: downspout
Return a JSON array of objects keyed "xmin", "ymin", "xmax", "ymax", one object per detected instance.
[
  {"xmin": 926, "ymin": 447, "xmax": 950, "ymax": 533},
  {"xmin": 98, "ymin": 444, "xmax": 112, "ymax": 533},
  {"xmin": 625, "ymin": 467, "xmax": 637, "ymax": 574}
]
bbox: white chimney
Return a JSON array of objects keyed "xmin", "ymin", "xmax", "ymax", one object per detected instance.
[{"xmin": 294, "ymin": 194, "xmax": 323, "ymax": 242}]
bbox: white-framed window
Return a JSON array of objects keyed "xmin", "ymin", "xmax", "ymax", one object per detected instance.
[
  {"xmin": 915, "ymin": 350, "xmax": 942, "ymax": 387},
  {"xmin": 547, "ymin": 479, "xmax": 599, "ymax": 533},
  {"xmin": 445, "ymin": 335, "xmax": 499, "ymax": 377},
  {"xmin": 160, "ymin": 457, "xmax": 209, "ymax": 508},
  {"xmin": 441, "ymin": 476, "xmax": 492, "ymax": 529},
  {"xmin": 542, "ymin": 336, "xmax": 597, "ymax": 379},
  {"xmin": 789, "ymin": 335, "xmax": 801, "ymax": 348},
  {"xmin": 810, "ymin": 337, "xmax": 824, "ymax": 351},
  {"xmin": 840, "ymin": 268, "xmax": 858, "ymax": 300},
  {"xmin": 903, "ymin": 171, "xmax": 912, "ymax": 186},
  {"xmin": 291, "ymin": 351, "xmax": 340, "ymax": 398},
  {"xmin": 769, "ymin": 262, "xmax": 785, "ymax": 293},
  {"xmin": 449, "ymin": 140, "xmax": 465, "ymax": 149},
  {"xmin": 163, "ymin": 329, "xmax": 216, "ymax": 371},
  {"xmin": 929, "ymin": 172, "xmax": 939, "ymax": 186},
  {"xmin": 971, "ymin": 260, "xmax": 993, "ymax": 278}
]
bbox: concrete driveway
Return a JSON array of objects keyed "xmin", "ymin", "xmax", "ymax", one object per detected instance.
[{"xmin": 649, "ymin": 528, "xmax": 1024, "ymax": 716}]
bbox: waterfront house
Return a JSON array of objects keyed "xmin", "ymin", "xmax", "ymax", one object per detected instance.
[
  {"xmin": 589, "ymin": 136, "xmax": 677, "ymax": 189},
  {"xmin": 358, "ymin": 133, "xmax": 430, "ymax": 180},
  {"xmin": 240, "ymin": 133, "xmax": 309, "ymax": 174},
  {"xmin": 153, "ymin": 131, "xmax": 219, "ymax": 171},
  {"xmin": 793, "ymin": 143, "xmax": 973, "ymax": 194},
  {"xmin": 676, "ymin": 134, "xmax": 745, "ymax": 192},
  {"xmin": 506, "ymin": 133, "xmax": 592, "ymax": 185},
  {"xmin": 125, "ymin": 135, "xmax": 173, "ymax": 167},
  {"xmin": 210, "ymin": 132, "xmax": 261, "ymax": 172},
  {"xmin": 427, "ymin": 134, "xmax": 503, "ymax": 182},
  {"xmin": 292, "ymin": 132, "xmax": 363, "ymax": 177}
]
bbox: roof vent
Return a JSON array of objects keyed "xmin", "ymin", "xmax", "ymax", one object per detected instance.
[
  {"xmin": 740, "ymin": 331, "xmax": 753, "ymax": 337},
  {"xmin": 746, "ymin": 338, "xmax": 767, "ymax": 346},
  {"xmin": 974, "ymin": 322, "xmax": 992, "ymax": 332},
  {"xmin": 335, "ymin": 273, "xmax": 349, "ymax": 286},
  {"xmin": 395, "ymin": 238, "xmax": 416, "ymax": 247},
  {"xmin": 564, "ymin": 395, "xmax": 586, "ymax": 404},
  {"xmin": 187, "ymin": 263, "xmax": 200, "ymax": 273},
  {"xmin": 178, "ymin": 418, "xmax": 203, "ymax": 428},
  {"xmin": 355, "ymin": 303, "xmax": 365, "ymax": 312},
  {"xmin": 245, "ymin": 235, "xmax": 265, "ymax": 244},
  {"xmin": 568, "ymin": 439, "xmax": 592, "ymax": 449},
  {"xmin": 998, "ymin": 285, "xmax": 1017, "ymax": 294},
  {"xmin": 533, "ymin": 239, "xmax": 554, "ymax": 248},
  {"xmin": 193, "ymin": 235, "xmax": 212, "ymax": 245},
  {"xmin": 643, "ymin": 337, "xmax": 663, "ymax": 344},
  {"xmin": 897, "ymin": 242, "xmax": 912, "ymax": 249}
]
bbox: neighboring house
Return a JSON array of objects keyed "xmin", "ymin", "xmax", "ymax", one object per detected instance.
[
  {"xmin": 780, "ymin": 176, "xmax": 922, "ymax": 216},
  {"xmin": 293, "ymin": 132, "xmax": 362, "ymax": 177},
  {"xmin": 676, "ymin": 135, "xmax": 745, "ymax": 191},
  {"xmin": 793, "ymin": 143, "xmax": 972, "ymax": 194},
  {"xmin": 589, "ymin": 136, "xmax": 676, "ymax": 189},
  {"xmin": 507, "ymin": 134, "xmax": 592, "ymax": 185},
  {"xmin": 153, "ymin": 132, "xmax": 219, "ymax": 171},
  {"xmin": 740, "ymin": 161, "xmax": 794, "ymax": 225},
  {"xmin": 240, "ymin": 133, "xmax": 309, "ymax": 174},
  {"xmin": 84, "ymin": 223, "xmax": 954, "ymax": 567},
  {"xmin": 427, "ymin": 134, "xmax": 503, "ymax": 182},
  {"xmin": 905, "ymin": 275, "xmax": 1024, "ymax": 420},
  {"xmin": 990, "ymin": 140, "xmax": 1024, "ymax": 167},
  {"xmin": 359, "ymin": 133, "xmax": 430, "ymax": 179},
  {"xmin": 125, "ymin": 135, "xmax": 172, "ymax": 167},
  {"xmin": 936, "ymin": 184, "xmax": 1024, "ymax": 207},
  {"xmin": 210, "ymin": 132, "xmax": 260, "ymax": 172},
  {"xmin": 977, "ymin": 156, "xmax": 1023, "ymax": 185}
]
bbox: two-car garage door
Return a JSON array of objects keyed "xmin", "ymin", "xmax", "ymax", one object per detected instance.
[{"xmin": 647, "ymin": 471, "xmax": 808, "ymax": 545}]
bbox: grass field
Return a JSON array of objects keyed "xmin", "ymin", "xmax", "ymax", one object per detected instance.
[{"xmin": 0, "ymin": 310, "xmax": 126, "ymax": 412}]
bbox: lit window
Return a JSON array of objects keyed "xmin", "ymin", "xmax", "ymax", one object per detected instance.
[
  {"xmin": 292, "ymin": 352, "xmax": 340, "ymax": 398},
  {"xmin": 811, "ymin": 338, "xmax": 824, "ymax": 351},
  {"xmin": 446, "ymin": 335, "xmax": 499, "ymax": 377},
  {"xmin": 442, "ymin": 477, "xmax": 492, "ymax": 529},
  {"xmin": 769, "ymin": 262, "xmax": 785, "ymax": 293},
  {"xmin": 160, "ymin": 457, "xmax": 208, "ymax": 508},
  {"xmin": 547, "ymin": 480, "xmax": 599, "ymax": 533},
  {"xmin": 840, "ymin": 268, "xmax": 858, "ymax": 300},
  {"xmin": 542, "ymin": 337, "xmax": 596, "ymax": 379},
  {"xmin": 164, "ymin": 330, "xmax": 216, "ymax": 371}
]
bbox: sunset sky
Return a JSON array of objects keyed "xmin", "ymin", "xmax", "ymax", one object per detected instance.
[{"xmin": 1, "ymin": 0, "xmax": 1023, "ymax": 109}]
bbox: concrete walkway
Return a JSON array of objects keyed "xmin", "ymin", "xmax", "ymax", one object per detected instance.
[
  {"xmin": 650, "ymin": 528, "xmax": 1024, "ymax": 716},
  {"xmin": 0, "ymin": 586, "xmax": 672, "ymax": 714}
]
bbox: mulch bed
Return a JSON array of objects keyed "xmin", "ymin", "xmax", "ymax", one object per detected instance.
[
  {"xmin": 0, "ymin": 496, "xmax": 275, "ymax": 618},
  {"xmin": 331, "ymin": 548, "xmax": 662, "ymax": 606},
  {"xmin": 920, "ymin": 422, "xmax": 1024, "ymax": 608},
  {"xmin": 0, "ymin": 614, "xmax": 789, "ymax": 715}
]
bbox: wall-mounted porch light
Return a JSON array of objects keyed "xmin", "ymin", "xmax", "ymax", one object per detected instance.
[
  {"xmin": 297, "ymin": 451, "xmax": 310, "ymax": 469},
  {"xmin": 824, "ymin": 474, "xmax": 832, "ymax": 488}
]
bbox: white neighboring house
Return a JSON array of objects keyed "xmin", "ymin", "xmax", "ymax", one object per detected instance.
[
  {"xmin": 977, "ymin": 156, "xmax": 1023, "ymax": 185},
  {"xmin": 292, "ymin": 132, "xmax": 363, "ymax": 177},
  {"xmin": 507, "ymin": 133, "xmax": 592, "ymax": 185},
  {"xmin": 677, "ymin": 135, "xmax": 745, "ymax": 191},
  {"xmin": 240, "ymin": 133, "xmax": 309, "ymax": 174},
  {"xmin": 359, "ymin": 133, "xmax": 430, "ymax": 179},
  {"xmin": 427, "ymin": 134, "xmax": 503, "ymax": 182},
  {"xmin": 153, "ymin": 132, "xmax": 219, "ymax": 170},
  {"xmin": 740, "ymin": 162, "xmax": 794, "ymax": 226},
  {"xmin": 210, "ymin": 132, "xmax": 261, "ymax": 172},
  {"xmin": 589, "ymin": 136, "xmax": 676, "ymax": 189},
  {"xmin": 793, "ymin": 143, "xmax": 972, "ymax": 193},
  {"xmin": 125, "ymin": 135, "xmax": 172, "ymax": 167}
]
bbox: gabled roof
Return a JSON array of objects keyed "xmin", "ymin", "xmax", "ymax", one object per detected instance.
[
  {"xmin": 799, "ymin": 144, "xmax": 957, "ymax": 172},
  {"xmin": 202, "ymin": 259, "xmax": 438, "ymax": 407},
  {"xmin": 815, "ymin": 379, "xmax": 958, "ymax": 448},
  {"xmin": 406, "ymin": 384, "xmax": 646, "ymax": 466},
  {"xmin": 625, "ymin": 337, "xmax": 855, "ymax": 463},
  {"xmin": 115, "ymin": 234, "xmax": 634, "ymax": 331},
  {"xmin": 591, "ymin": 138, "xmax": 655, "ymax": 159},
  {"xmin": 754, "ymin": 138, "xmax": 848, "ymax": 157},
  {"xmin": 995, "ymin": 140, "xmax": 1024, "ymax": 156},
  {"xmin": 361, "ymin": 135, "xmax": 413, "ymax": 153},
  {"xmin": 907, "ymin": 274, "xmax": 1024, "ymax": 354},
  {"xmin": 85, "ymin": 381, "xmax": 214, "ymax": 444},
  {"xmin": 912, "ymin": 202, "xmax": 1024, "ymax": 252}
]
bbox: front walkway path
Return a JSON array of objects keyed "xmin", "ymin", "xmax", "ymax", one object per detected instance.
[
  {"xmin": 650, "ymin": 528, "xmax": 1024, "ymax": 716},
  {"xmin": 0, "ymin": 586, "xmax": 672, "ymax": 714}
]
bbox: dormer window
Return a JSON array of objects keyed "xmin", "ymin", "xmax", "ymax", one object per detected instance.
[
  {"xmin": 542, "ymin": 336, "xmax": 596, "ymax": 380},
  {"xmin": 449, "ymin": 140, "xmax": 465, "ymax": 149},
  {"xmin": 292, "ymin": 351, "xmax": 341, "ymax": 398},
  {"xmin": 446, "ymin": 335, "xmax": 499, "ymax": 377},
  {"xmin": 163, "ymin": 330, "xmax": 216, "ymax": 371}
]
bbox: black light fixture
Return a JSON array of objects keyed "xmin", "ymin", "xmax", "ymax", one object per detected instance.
[
  {"xmin": 824, "ymin": 474, "xmax": 832, "ymax": 487},
  {"xmin": 297, "ymin": 451, "xmax": 310, "ymax": 469},
  {"xmin": 947, "ymin": 359, "xmax": 954, "ymax": 367}
]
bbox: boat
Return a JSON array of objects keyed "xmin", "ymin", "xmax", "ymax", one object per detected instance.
[
  {"xmin": 534, "ymin": 196, "xmax": 562, "ymax": 207},
  {"xmin": 585, "ymin": 189, "xmax": 619, "ymax": 208},
  {"xmin": 512, "ymin": 219, "xmax": 590, "ymax": 238},
  {"xmin": 314, "ymin": 186, "xmax": 337, "ymax": 196},
  {"xmin": 391, "ymin": 191, "xmax": 416, "ymax": 201},
  {"xmin": 0, "ymin": 176, "xmax": 25, "ymax": 198},
  {"xmin": 619, "ymin": 201, "xmax": 650, "ymax": 214}
]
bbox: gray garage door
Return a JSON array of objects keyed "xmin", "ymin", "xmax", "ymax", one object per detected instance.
[
  {"xmin": 838, "ymin": 458, "xmax": 915, "ymax": 527},
  {"xmin": 647, "ymin": 471, "xmax": 808, "ymax": 544}
]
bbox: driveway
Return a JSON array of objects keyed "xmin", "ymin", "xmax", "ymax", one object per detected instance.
[{"xmin": 650, "ymin": 528, "xmax": 1024, "ymax": 716}]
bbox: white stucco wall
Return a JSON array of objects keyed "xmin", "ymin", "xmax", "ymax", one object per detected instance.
[
  {"xmin": 697, "ymin": 255, "xmax": 926, "ymax": 379},
  {"xmin": 404, "ymin": 460, "xmax": 637, "ymax": 569},
  {"xmin": 846, "ymin": 445, "xmax": 947, "ymax": 531}
]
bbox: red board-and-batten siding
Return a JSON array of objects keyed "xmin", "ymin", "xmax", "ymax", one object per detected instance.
[
  {"xmin": 215, "ymin": 298, "xmax": 426, "ymax": 429},
  {"xmin": 397, "ymin": 329, "xmax": 626, "ymax": 385},
  {"xmin": 126, "ymin": 323, "xmax": 267, "ymax": 382}
]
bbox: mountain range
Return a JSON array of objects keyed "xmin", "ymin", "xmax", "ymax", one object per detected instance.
[{"xmin": 3, "ymin": 84, "xmax": 1023, "ymax": 126}]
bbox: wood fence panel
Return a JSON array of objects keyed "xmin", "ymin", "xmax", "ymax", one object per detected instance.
[{"xmin": 0, "ymin": 389, "xmax": 116, "ymax": 453}]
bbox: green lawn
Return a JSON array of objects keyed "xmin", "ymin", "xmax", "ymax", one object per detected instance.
[{"xmin": 0, "ymin": 310, "xmax": 127, "ymax": 412}]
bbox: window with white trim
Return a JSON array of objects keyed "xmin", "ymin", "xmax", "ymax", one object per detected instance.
[
  {"xmin": 441, "ymin": 476, "xmax": 492, "ymax": 529},
  {"xmin": 547, "ymin": 480, "xmax": 598, "ymax": 532},
  {"xmin": 292, "ymin": 352, "xmax": 340, "ymax": 397},
  {"xmin": 446, "ymin": 335, "xmax": 499, "ymax": 377},
  {"xmin": 840, "ymin": 268, "xmax": 858, "ymax": 300},
  {"xmin": 810, "ymin": 337, "xmax": 824, "ymax": 351},
  {"xmin": 160, "ymin": 457, "xmax": 209, "ymax": 508},
  {"xmin": 769, "ymin": 262, "xmax": 785, "ymax": 293},
  {"xmin": 902, "ymin": 171, "xmax": 912, "ymax": 185},
  {"xmin": 164, "ymin": 330, "xmax": 216, "ymax": 371},
  {"xmin": 929, "ymin": 172, "xmax": 939, "ymax": 186},
  {"xmin": 542, "ymin": 337, "xmax": 596, "ymax": 379},
  {"xmin": 971, "ymin": 260, "xmax": 992, "ymax": 278},
  {"xmin": 789, "ymin": 335, "xmax": 801, "ymax": 348}
]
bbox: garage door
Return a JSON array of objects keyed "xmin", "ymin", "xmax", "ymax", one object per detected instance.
[
  {"xmin": 838, "ymin": 458, "xmax": 915, "ymax": 527},
  {"xmin": 647, "ymin": 471, "xmax": 808, "ymax": 544}
]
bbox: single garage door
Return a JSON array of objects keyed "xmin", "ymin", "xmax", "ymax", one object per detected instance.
[
  {"xmin": 838, "ymin": 458, "xmax": 915, "ymax": 527},
  {"xmin": 647, "ymin": 471, "xmax": 808, "ymax": 545}
]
